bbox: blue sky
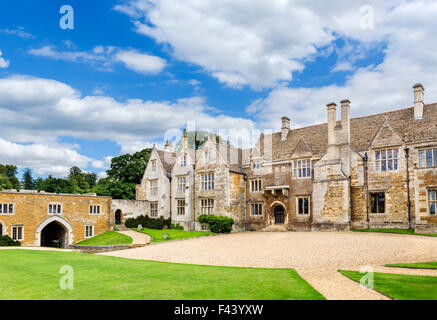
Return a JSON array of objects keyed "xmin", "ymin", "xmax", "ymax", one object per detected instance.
[{"xmin": 0, "ymin": 0, "xmax": 435, "ymax": 179}]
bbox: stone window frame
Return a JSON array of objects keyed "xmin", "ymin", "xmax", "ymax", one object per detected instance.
[
  {"xmin": 204, "ymin": 150, "xmax": 212, "ymax": 164},
  {"xmin": 177, "ymin": 199, "xmax": 186, "ymax": 216},
  {"xmin": 200, "ymin": 198, "xmax": 214, "ymax": 215},
  {"xmin": 418, "ymin": 147, "xmax": 437, "ymax": 168},
  {"xmin": 48, "ymin": 203, "xmax": 62, "ymax": 215},
  {"xmin": 150, "ymin": 179, "xmax": 158, "ymax": 196},
  {"xmin": 370, "ymin": 191, "xmax": 386, "ymax": 214},
  {"xmin": 89, "ymin": 205, "xmax": 101, "ymax": 215},
  {"xmin": 427, "ymin": 189, "xmax": 437, "ymax": 215},
  {"xmin": 252, "ymin": 160, "xmax": 261, "ymax": 170},
  {"xmin": 250, "ymin": 202, "xmax": 263, "ymax": 216},
  {"xmin": 12, "ymin": 225, "xmax": 24, "ymax": 241},
  {"xmin": 250, "ymin": 179, "xmax": 263, "ymax": 192},
  {"xmin": 151, "ymin": 160, "xmax": 157, "ymax": 171},
  {"xmin": 201, "ymin": 173, "xmax": 215, "ymax": 191},
  {"xmin": 150, "ymin": 202, "xmax": 159, "ymax": 217},
  {"xmin": 296, "ymin": 196, "xmax": 310, "ymax": 215},
  {"xmin": 84, "ymin": 225, "xmax": 94, "ymax": 238},
  {"xmin": 177, "ymin": 176, "xmax": 187, "ymax": 193},
  {"xmin": 292, "ymin": 159, "xmax": 311, "ymax": 179},
  {"xmin": 375, "ymin": 148, "xmax": 399, "ymax": 172},
  {"xmin": 181, "ymin": 155, "xmax": 187, "ymax": 167},
  {"xmin": 0, "ymin": 203, "xmax": 14, "ymax": 215}
]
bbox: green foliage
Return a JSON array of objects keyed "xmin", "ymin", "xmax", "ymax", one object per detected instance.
[
  {"xmin": 36, "ymin": 175, "xmax": 74, "ymax": 194},
  {"xmin": 107, "ymin": 148, "xmax": 151, "ymax": 184},
  {"xmin": 198, "ymin": 214, "xmax": 234, "ymax": 233},
  {"xmin": 21, "ymin": 168, "xmax": 35, "ymax": 190},
  {"xmin": 175, "ymin": 130, "xmax": 229, "ymax": 151},
  {"xmin": 171, "ymin": 223, "xmax": 184, "ymax": 230},
  {"xmin": 75, "ymin": 231, "xmax": 132, "ymax": 246},
  {"xmin": 0, "ymin": 235, "xmax": 21, "ymax": 247},
  {"xmin": 91, "ymin": 178, "xmax": 137, "ymax": 200},
  {"xmin": 0, "ymin": 164, "xmax": 20, "ymax": 191},
  {"xmin": 134, "ymin": 227, "xmax": 214, "ymax": 243},
  {"xmin": 125, "ymin": 215, "xmax": 171, "ymax": 230}
]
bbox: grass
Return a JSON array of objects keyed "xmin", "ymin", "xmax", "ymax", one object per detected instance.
[
  {"xmin": 133, "ymin": 227, "xmax": 214, "ymax": 243},
  {"xmin": 0, "ymin": 250, "xmax": 324, "ymax": 300},
  {"xmin": 339, "ymin": 270, "xmax": 437, "ymax": 300},
  {"xmin": 386, "ymin": 261, "xmax": 437, "ymax": 270},
  {"xmin": 352, "ymin": 228, "xmax": 437, "ymax": 237},
  {"xmin": 75, "ymin": 231, "xmax": 133, "ymax": 246}
]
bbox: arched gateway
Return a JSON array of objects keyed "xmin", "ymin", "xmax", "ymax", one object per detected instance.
[
  {"xmin": 36, "ymin": 216, "xmax": 74, "ymax": 248},
  {"xmin": 274, "ymin": 205, "xmax": 285, "ymax": 224}
]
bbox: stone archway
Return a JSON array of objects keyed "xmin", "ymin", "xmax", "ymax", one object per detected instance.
[
  {"xmin": 115, "ymin": 209, "xmax": 122, "ymax": 225},
  {"xmin": 274, "ymin": 205, "xmax": 285, "ymax": 224},
  {"xmin": 35, "ymin": 216, "xmax": 74, "ymax": 248}
]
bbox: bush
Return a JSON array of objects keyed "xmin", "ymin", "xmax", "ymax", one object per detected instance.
[
  {"xmin": 171, "ymin": 223, "xmax": 184, "ymax": 230},
  {"xmin": 198, "ymin": 214, "xmax": 234, "ymax": 233},
  {"xmin": 0, "ymin": 235, "xmax": 21, "ymax": 246},
  {"xmin": 125, "ymin": 215, "xmax": 171, "ymax": 230}
]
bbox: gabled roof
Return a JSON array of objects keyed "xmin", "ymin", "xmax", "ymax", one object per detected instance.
[
  {"xmin": 261, "ymin": 103, "xmax": 437, "ymax": 160},
  {"xmin": 156, "ymin": 149, "xmax": 176, "ymax": 172}
]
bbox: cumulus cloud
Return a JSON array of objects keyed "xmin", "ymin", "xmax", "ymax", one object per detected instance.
[
  {"xmin": 0, "ymin": 50, "xmax": 9, "ymax": 68},
  {"xmin": 0, "ymin": 27, "xmax": 34, "ymax": 39},
  {"xmin": 29, "ymin": 45, "xmax": 166, "ymax": 74}
]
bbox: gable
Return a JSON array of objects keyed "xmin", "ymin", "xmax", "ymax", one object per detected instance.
[
  {"xmin": 291, "ymin": 137, "xmax": 313, "ymax": 159},
  {"xmin": 370, "ymin": 120, "xmax": 404, "ymax": 149}
]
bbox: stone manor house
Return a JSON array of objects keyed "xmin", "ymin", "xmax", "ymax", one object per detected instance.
[{"xmin": 0, "ymin": 83, "xmax": 436, "ymax": 247}]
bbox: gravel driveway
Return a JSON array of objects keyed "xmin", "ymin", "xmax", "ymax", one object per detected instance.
[{"xmin": 101, "ymin": 231, "xmax": 437, "ymax": 300}]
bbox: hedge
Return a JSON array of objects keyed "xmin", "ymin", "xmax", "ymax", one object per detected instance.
[
  {"xmin": 198, "ymin": 214, "xmax": 234, "ymax": 233},
  {"xmin": 125, "ymin": 215, "xmax": 171, "ymax": 230},
  {"xmin": 0, "ymin": 235, "xmax": 21, "ymax": 247}
]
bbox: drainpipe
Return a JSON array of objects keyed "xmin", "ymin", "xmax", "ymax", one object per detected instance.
[
  {"xmin": 363, "ymin": 152, "xmax": 370, "ymax": 229},
  {"xmin": 404, "ymin": 147, "xmax": 412, "ymax": 230},
  {"xmin": 167, "ymin": 171, "xmax": 173, "ymax": 222},
  {"xmin": 243, "ymin": 171, "xmax": 248, "ymax": 231}
]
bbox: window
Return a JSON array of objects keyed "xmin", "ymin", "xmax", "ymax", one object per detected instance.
[
  {"xmin": 201, "ymin": 199, "xmax": 214, "ymax": 215},
  {"xmin": 370, "ymin": 193, "xmax": 385, "ymax": 213},
  {"xmin": 419, "ymin": 148, "xmax": 437, "ymax": 168},
  {"xmin": 48, "ymin": 203, "xmax": 62, "ymax": 215},
  {"xmin": 375, "ymin": 149, "xmax": 398, "ymax": 172},
  {"xmin": 252, "ymin": 161, "xmax": 261, "ymax": 169},
  {"xmin": 177, "ymin": 200, "xmax": 185, "ymax": 215},
  {"xmin": 297, "ymin": 197, "xmax": 310, "ymax": 215},
  {"xmin": 85, "ymin": 225, "xmax": 93, "ymax": 238},
  {"xmin": 177, "ymin": 176, "xmax": 187, "ymax": 193},
  {"xmin": 293, "ymin": 159, "xmax": 311, "ymax": 178},
  {"xmin": 204, "ymin": 150, "xmax": 211, "ymax": 163},
  {"xmin": 250, "ymin": 179, "xmax": 262, "ymax": 192},
  {"xmin": 150, "ymin": 180, "xmax": 158, "ymax": 196},
  {"xmin": 251, "ymin": 203, "xmax": 263, "ymax": 216},
  {"xmin": 201, "ymin": 173, "xmax": 214, "ymax": 191},
  {"xmin": 181, "ymin": 155, "xmax": 187, "ymax": 167},
  {"xmin": 150, "ymin": 202, "xmax": 158, "ymax": 217},
  {"xmin": 89, "ymin": 205, "xmax": 101, "ymax": 214},
  {"xmin": 0, "ymin": 203, "xmax": 14, "ymax": 215},
  {"xmin": 429, "ymin": 191, "xmax": 436, "ymax": 215},
  {"xmin": 12, "ymin": 225, "xmax": 23, "ymax": 241},
  {"xmin": 151, "ymin": 160, "xmax": 157, "ymax": 171}
]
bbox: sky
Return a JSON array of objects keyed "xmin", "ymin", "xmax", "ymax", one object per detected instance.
[{"xmin": 0, "ymin": 0, "xmax": 436, "ymax": 179}]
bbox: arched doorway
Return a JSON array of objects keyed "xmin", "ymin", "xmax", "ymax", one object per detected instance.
[
  {"xmin": 115, "ymin": 209, "xmax": 122, "ymax": 225},
  {"xmin": 274, "ymin": 205, "xmax": 285, "ymax": 224},
  {"xmin": 41, "ymin": 221, "xmax": 68, "ymax": 248}
]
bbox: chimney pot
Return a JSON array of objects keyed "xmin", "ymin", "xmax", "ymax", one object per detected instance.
[
  {"xmin": 413, "ymin": 83, "xmax": 425, "ymax": 120},
  {"xmin": 281, "ymin": 116, "xmax": 290, "ymax": 141}
]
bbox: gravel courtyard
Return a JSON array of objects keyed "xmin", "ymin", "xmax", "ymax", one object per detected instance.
[{"xmin": 101, "ymin": 231, "xmax": 437, "ymax": 300}]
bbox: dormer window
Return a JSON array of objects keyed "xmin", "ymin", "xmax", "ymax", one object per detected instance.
[
  {"xmin": 375, "ymin": 149, "xmax": 398, "ymax": 172},
  {"xmin": 181, "ymin": 155, "xmax": 187, "ymax": 167},
  {"xmin": 252, "ymin": 161, "xmax": 261, "ymax": 169},
  {"xmin": 151, "ymin": 160, "xmax": 157, "ymax": 171},
  {"xmin": 204, "ymin": 150, "xmax": 211, "ymax": 163}
]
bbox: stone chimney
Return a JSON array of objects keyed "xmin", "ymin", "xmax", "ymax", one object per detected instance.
[
  {"xmin": 182, "ymin": 128, "xmax": 188, "ymax": 150},
  {"xmin": 164, "ymin": 140, "xmax": 173, "ymax": 152},
  {"xmin": 327, "ymin": 102, "xmax": 337, "ymax": 146},
  {"xmin": 340, "ymin": 99, "xmax": 351, "ymax": 144},
  {"xmin": 413, "ymin": 83, "xmax": 424, "ymax": 120},
  {"xmin": 281, "ymin": 116, "xmax": 290, "ymax": 141}
]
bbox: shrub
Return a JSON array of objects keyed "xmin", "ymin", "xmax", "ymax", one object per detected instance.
[
  {"xmin": 171, "ymin": 223, "xmax": 184, "ymax": 230},
  {"xmin": 0, "ymin": 235, "xmax": 21, "ymax": 247},
  {"xmin": 198, "ymin": 214, "xmax": 234, "ymax": 233},
  {"xmin": 125, "ymin": 215, "xmax": 171, "ymax": 230}
]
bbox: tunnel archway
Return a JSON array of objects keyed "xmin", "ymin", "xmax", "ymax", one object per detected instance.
[
  {"xmin": 41, "ymin": 221, "xmax": 68, "ymax": 248},
  {"xmin": 115, "ymin": 209, "xmax": 122, "ymax": 225}
]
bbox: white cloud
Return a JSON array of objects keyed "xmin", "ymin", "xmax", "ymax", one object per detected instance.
[
  {"xmin": 0, "ymin": 138, "xmax": 90, "ymax": 177},
  {"xmin": 115, "ymin": 49, "xmax": 166, "ymax": 74},
  {"xmin": 0, "ymin": 27, "xmax": 34, "ymax": 39},
  {"xmin": 0, "ymin": 50, "xmax": 10, "ymax": 68},
  {"xmin": 29, "ymin": 45, "xmax": 166, "ymax": 74}
]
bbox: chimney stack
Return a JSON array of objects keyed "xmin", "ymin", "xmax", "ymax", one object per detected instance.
[
  {"xmin": 164, "ymin": 139, "xmax": 173, "ymax": 152},
  {"xmin": 182, "ymin": 128, "xmax": 188, "ymax": 150},
  {"xmin": 340, "ymin": 99, "xmax": 351, "ymax": 144},
  {"xmin": 327, "ymin": 102, "xmax": 337, "ymax": 146},
  {"xmin": 281, "ymin": 116, "xmax": 290, "ymax": 141},
  {"xmin": 413, "ymin": 83, "xmax": 424, "ymax": 120}
]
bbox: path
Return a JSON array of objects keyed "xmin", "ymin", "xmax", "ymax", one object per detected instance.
[{"xmin": 117, "ymin": 230, "xmax": 151, "ymax": 246}]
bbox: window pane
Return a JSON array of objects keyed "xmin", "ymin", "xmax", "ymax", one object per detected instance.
[
  {"xmin": 381, "ymin": 161, "xmax": 386, "ymax": 171},
  {"xmin": 393, "ymin": 149, "xmax": 398, "ymax": 158},
  {"xmin": 304, "ymin": 198, "xmax": 309, "ymax": 214},
  {"xmin": 434, "ymin": 149, "xmax": 437, "ymax": 167},
  {"xmin": 9, "ymin": 204, "xmax": 13, "ymax": 214},
  {"xmin": 371, "ymin": 195, "xmax": 377, "ymax": 213},
  {"xmin": 394, "ymin": 159, "xmax": 398, "ymax": 170},
  {"xmin": 426, "ymin": 149, "xmax": 433, "ymax": 167},
  {"xmin": 298, "ymin": 198, "xmax": 303, "ymax": 214},
  {"xmin": 388, "ymin": 159, "xmax": 393, "ymax": 171},
  {"xmin": 430, "ymin": 191, "xmax": 436, "ymax": 200},
  {"xmin": 378, "ymin": 193, "xmax": 385, "ymax": 213},
  {"xmin": 430, "ymin": 202, "xmax": 435, "ymax": 215},
  {"xmin": 387, "ymin": 149, "xmax": 392, "ymax": 159},
  {"xmin": 375, "ymin": 151, "xmax": 380, "ymax": 161},
  {"xmin": 381, "ymin": 150, "xmax": 386, "ymax": 160}
]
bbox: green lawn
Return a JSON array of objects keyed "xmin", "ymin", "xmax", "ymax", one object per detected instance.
[
  {"xmin": 339, "ymin": 270, "xmax": 437, "ymax": 300},
  {"xmin": 76, "ymin": 231, "xmax": 133, "ymax": 246},
  {"xmin": 0, "ymin": 250, "xmax": 324, "ymax": 300},
  {"xmin": 352, "ymin": 228, "xmax": 437, "ymax": 237},
  {"xmin": 133, "ymin": 227, "xmax": 214, "ymax": 243},
  {"xmin": 386, "ymin": 261, "xmax": 437, "ymax": 270}
]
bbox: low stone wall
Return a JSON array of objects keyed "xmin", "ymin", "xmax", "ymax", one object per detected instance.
[
  {"xmin": 415, "ymin": 224, "xmax": 437, "ymax": 234},
  {"xmin": 70, "ymin": 244, "xmax": 130, "ymax": 253},
  {"xmin": 311, "ymin": 222, "xmax": 351, "ymax": 231}
]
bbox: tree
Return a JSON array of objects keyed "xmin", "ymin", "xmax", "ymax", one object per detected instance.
[
  {"xmin": 37, "ymin": 175, "xmax": 74, "ymax": 194},
  {"xmin": 92, "ymin": 178, "xmax": 136, "ymax": 200},
  {"xmin": 106, "ymin": 148, "xmax": 151, "ymax": 184},
  {"xmin": 21, "ymin": 168, "xmax": 35, "ymax": 190},
  {"xmin": 0, "ymin": 164, "xmax": 20, "ymax": 191},
  {"xmin": 68, "ymin": 166, "xmax": 90, "ymax": 194},
  {"xmin": 175, "ymin": 130, "xmax": 229, "ymax": 152}
]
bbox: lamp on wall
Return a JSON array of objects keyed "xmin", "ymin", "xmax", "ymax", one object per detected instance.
[
  {"xmin": 404, "ymin": 147, "xmax": 412, "ymax": 230},
  {"xmin": 363, "ymin": 152, "xmax": 370, "ymax": 229}
]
